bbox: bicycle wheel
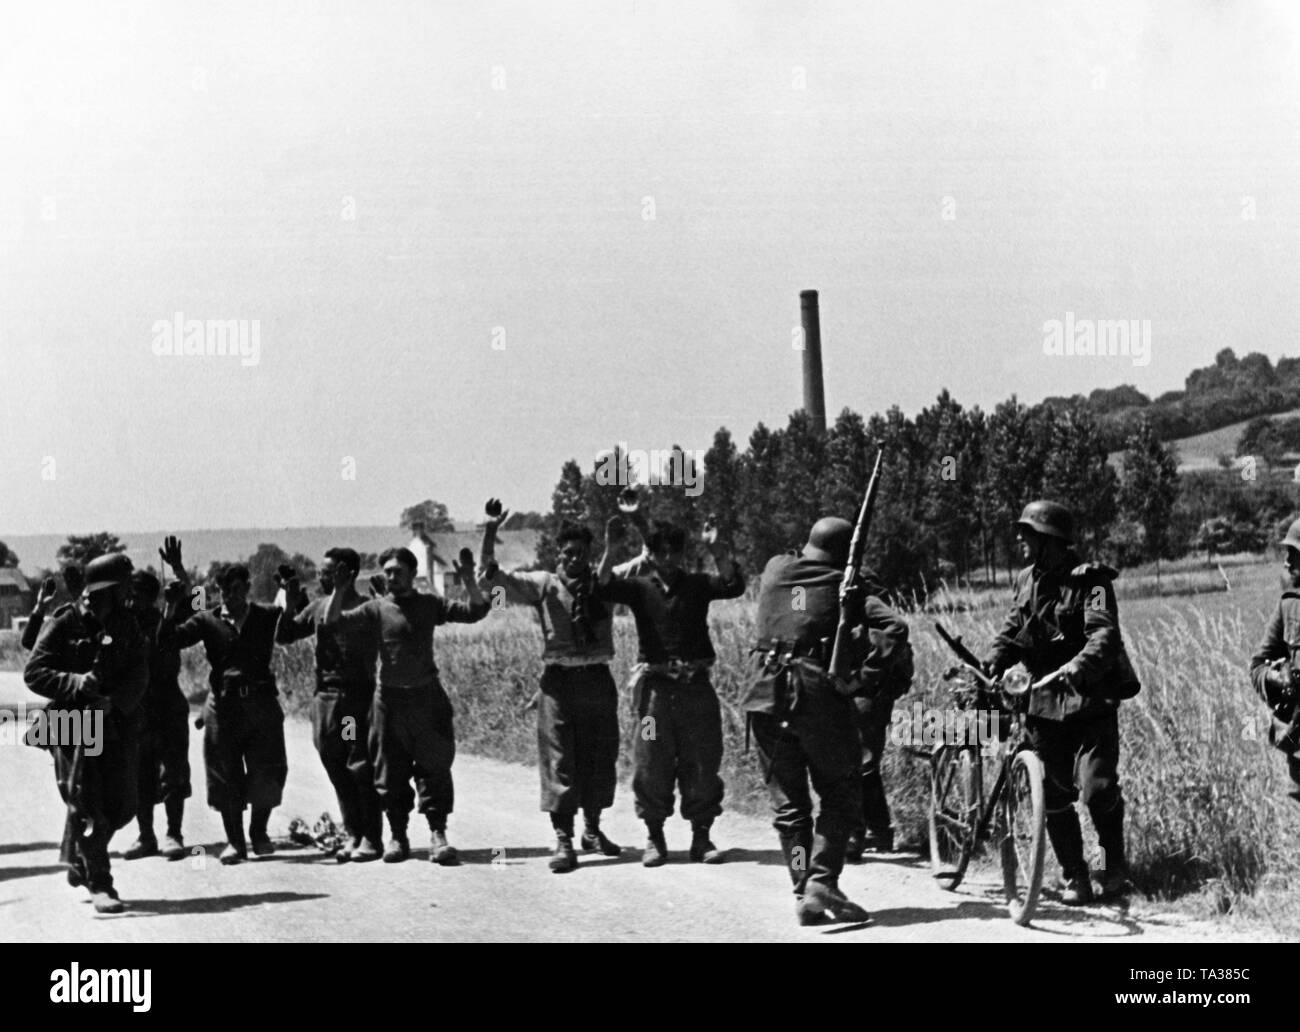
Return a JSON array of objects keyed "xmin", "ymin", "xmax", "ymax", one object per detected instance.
[
  {"xmin": 928, "ymin": 744, "xmax": 981, "ymax": 889},
  {"xmin": 999, "ymin": 749, "xmax": 1046, "ymax": 925}
]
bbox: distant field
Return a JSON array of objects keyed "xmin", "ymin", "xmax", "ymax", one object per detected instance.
[{"xmin": 1143, "ymin": 408, "xmax": 1300, "ymax": 472}]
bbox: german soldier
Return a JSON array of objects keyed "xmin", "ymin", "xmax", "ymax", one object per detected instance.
[
  {"xmin": 122, "ymin": 557, "xmax": 192, "ymax": 861},
  {"xmin": 24, "ymin": 553, "xmax": 148, "ymax": 913},
  {"xmin": 324, "ymin": 544, "xmax": 489, "ymax": 865},
  {"xmin": 478, "ymin": 503, "xmax": 623, "ymax": 873},
  {"xmin": 982, "ymin": 500, "xmax": 1139, "ymax": 905},
  {"xmin": 160, "ymin": 559, "xmax": 289, "ymax": 864},
  {"xmin": 742, "ymin": 517, "xmax": 908, "ymax": 925},
  {"xmin": 595, "ymin": 515, "xmax": 745, "ymax": 867},
  {"xmin": 277, "ymin": 547, "xmax": 384, "ymax": 862},
  {"xmin": 1248, "ymin": 517, "xmax": 1300, "ymax": 798}
]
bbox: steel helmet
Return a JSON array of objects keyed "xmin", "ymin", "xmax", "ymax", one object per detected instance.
[
  {"xmin": 1014, "ymin": 500, "xmax": 1074, "ymax": 544},
  {"xmin": 803, "ymin": 516, "xmax": 854, "ymax": 566},
  {"xmin": 1281, "ymin": 517, "xmax": 1300, "ymax": 551},
  {"xmin": 83, "ymin": 553, "xmax": 134, "ymax": 594}
]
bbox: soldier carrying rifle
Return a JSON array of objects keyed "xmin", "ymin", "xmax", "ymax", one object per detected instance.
[{"xmin": 1248, "ymin": 517, "xmax": 1300, "ymax": 800}]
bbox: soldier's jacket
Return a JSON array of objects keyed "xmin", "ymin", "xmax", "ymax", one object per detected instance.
[
  {"xmin": 1248, "ymin": 590, "xmax": 1300, "ymax": 711},
  {"xmin": 987, "ymin": 555, "xmax": 1138, "ymax": 722},
  {"xmin": 741, "ymin": 552, "xmax": 912, "ymax": 715},
  {"xmin": 24, "ymin": 602, "xmax": 149, "ymax": 717}
]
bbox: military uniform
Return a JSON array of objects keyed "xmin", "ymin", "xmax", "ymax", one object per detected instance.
[
  {"xmin": 279, "ymin": 591, "xmax": 383, "ymax": 852},
  {"xmin": 24, "ymin": 602, "xmax": 148, "ymax": 898},
  {"xmin": 1248, "ymin": 589, "xmax": 1300, "ymax": 789},
  {"xmin": 133, "ymin": 606, "xmax": 192, "ymax": 844},
  {"xmin": 596, "ymin": 563, "xmax": 745, "ymax": 844},
  {"xmin": 741, "ymin": 550, "xmax": 909, "ymax": 907},
  {"xmin": 331, "ymin": 591, "xmax": 489, "ymax": 847},
  {"xmin": 161, "ymin": 602, "xmax": 289, "ymax": 817},
  {"xmin": 986, "ymin": 555, "xmax": 1137, "ymax": 886}
]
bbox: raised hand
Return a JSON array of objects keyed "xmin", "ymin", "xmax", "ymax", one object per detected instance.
[
  {"xmin": 39, "ymin": 576, "xmax": 58, "ymax": 605},
  {"xmin": 617, "ymin": 487, "xmax": 641, "ymax": 515},
  {"xmin": 484, "ymin": 497, "xmax": 511, "ymax": 532},
  {"xmin": 701, "ymin": 513, "xmax": 720, "ymax": 548},
  {"xmin": 158, "ymin": 536, "xmax": 185, "ymax": 575},
  {"xmin": 451, "ymin": 547, "xmax": 476, "ymax": 585},
  {"xmin": 368, "ymin": 573, "xmax": 388, "ymax": 598}
]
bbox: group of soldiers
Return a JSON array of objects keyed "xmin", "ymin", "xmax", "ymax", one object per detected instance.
[{"xmin": 21, "ymin": 489, "xmax": 1300, "ymax": 925}]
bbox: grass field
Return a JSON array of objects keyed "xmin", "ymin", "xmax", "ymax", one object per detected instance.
[{"xmin": 4, "ymin": 557, "xmax": 1298, "ymax": 933}]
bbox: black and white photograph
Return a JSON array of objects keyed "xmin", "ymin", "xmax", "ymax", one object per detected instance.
[{"xmin": 0, "ymin": 0, "xmax": 1296, "ymax": 991}]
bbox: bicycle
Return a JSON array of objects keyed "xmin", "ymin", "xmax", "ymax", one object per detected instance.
[{"xmin": 906, "ymin": 622, "xmax": 1047, "ymax": 926}]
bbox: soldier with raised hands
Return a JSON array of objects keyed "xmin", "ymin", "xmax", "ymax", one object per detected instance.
[
  {"xmin": 982, "ymin": 500, "xmax": 1140, "ymax": 905},
  {"xmin": 159, "ymin": 552, "xmax": 290, "ymax": 864},
  {"xmin": 595, "ymin": 511, "xmax": 744, "ymax": 868},
  {"xmin": 478, "ymin": 499, "xmax": 624, "ymax": 873},
  {"xmin": 324, "ymin": 543, "xmax": 489, "ymax": 865},
  {"xmin": 24, "ymin": 552, "xmax": 149, "ymax": 913},
  {"xmin": 21, "ymin": 564, "xmax": 84, "ymax": 651},
  {"xmin": 121, "ymin": 539, "xmax": 193, "ymax": 861},
  {"xmin": 742, "ymin": 517, "xmax": 910, "ymax": 925},
  {"xmin": 278, "ymin": 547, "xmax": 384, "ymax": 862}
]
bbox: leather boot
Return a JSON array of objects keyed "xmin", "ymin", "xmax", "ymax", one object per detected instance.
[
  {"xmin": 1090, "ymin": 796, "xmax": 1130, "ymax": 898},
  {"xmin": 429, "ymin": 827, "xmax": 459, "ymax": 866},
  {"xmin": 161, "ymin": 797, "xmax": 186, "ymax": 859},
  {"xmin": 248, "ymin": 806, "xmax": 275, "ymax": 856},
  {"xmin": 580, "ymin": 810, "xmax": 621, "ymax": 856},
  {"xmin": 220, "ymin": 809, "xmax": 248, "ymax": 865},
  {"xmin": 1046, "ymin": 808, "xmax": 1091, "ymax": 905},
  {"xmin": 383, "ymin": 813, "xmax": 409, "ymax": 863},
  {"xmin": 642, "ymin": 822, "xmax": 668, "ymax": 867},
  {"xmin": 778, "ymin": 829, "xmax": 814, "ymax": 891},
  {"xmin": 689, "ymin": 821, "xmax": 724, "ymax": 864}
]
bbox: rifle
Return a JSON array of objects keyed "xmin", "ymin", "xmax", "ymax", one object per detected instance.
[
  {"xmin": 933, "ymin": 620, "xmax": 997, "ymax": 690},
  {"xmin": 828, "ymin": 448, "xmax": 884, "ymax": 681}
]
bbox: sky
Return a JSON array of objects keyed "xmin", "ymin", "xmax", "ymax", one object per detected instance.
[{"xmin": 1, "ymin": 0, "xmax": 1298, "ymax": 535}]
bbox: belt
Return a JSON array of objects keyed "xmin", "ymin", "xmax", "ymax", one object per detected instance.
[
  {"xmin": 544, "ymin": 655, "xmax": 613, "ymax": 669},
  {"xmin": 642, "ymin": 658, "xmax": 713, "ymax": 683},
  {"xmin": 750, "ymin": 638, "xmax": 828, "ymax": 669},
  {"xmin": 213, "ymin": 683, "xmax": 276, "ymax": 700}
]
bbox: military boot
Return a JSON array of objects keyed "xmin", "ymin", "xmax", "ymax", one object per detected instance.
[
  {"xmin": 1046, "ymin": 808, "xmax": 1090, "ymax": 904},
  {"xmin": 796, "ymin": 881, "xmax": 871, "ymax": 926},
  {"xmin": 642, "ymin": 823, "xmax": 669, "ymax": 867},
  {"xmin": 123, "ymin": 834, "xmax": 158, "ymax": 860},
  {"xmin": 429, "ymin": 828, "xmax": 460, "ymax": 866},
  {"xmin": 248, "ymin": 807, "xmax": 275, "ymax": 856},
  {"xmin": 383, "ymin": 814, "xmax": 410, "ymax": 863},
  {"xmin": 580, "ymin": 811, "xmax": 621, "ymax": 856},
  {"xmin": 689, "ymin": 821, "xmax": 725, "ymax": 864},
  {"xmin": 351, "ymin": 837, "xmax": 382, "ymax": 863},
  {"xmin": 161, "ymin": 797, "xmax": 186, "ymax": 859},
  {"xmin": 91, "ymin": 890, "xmax": 126, "ymax": 915},
  {"xmin": 219, "ymin": 810, "xmax": 248, "ymax": 865},
  {"xmin": 1090, "ymin": 796, "xmax": 1130, "ymax": 899},
  {"xmin": 778, "ymin": 829, "xmax": 815, "ymax": 890},
  {"xmin": 549, "ymin": 832, "xmax": 578, "ymax": 873}
]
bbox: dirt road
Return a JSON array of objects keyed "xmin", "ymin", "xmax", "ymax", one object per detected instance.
[{"xmin": 0, "ymin": 675, "xmax": 1269, "ymax": 942}]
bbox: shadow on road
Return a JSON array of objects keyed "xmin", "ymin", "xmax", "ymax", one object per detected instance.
[
  {"xmin": 0, "ymin": 842, "xmax": 60, "ymax": 857},
  {"xmin": 0, "ymin": 864, "xmax": 66, "ymax": 883},
  {"xmin": 115, "ymin": 891, "xmax": 330, "ymax": 918}
]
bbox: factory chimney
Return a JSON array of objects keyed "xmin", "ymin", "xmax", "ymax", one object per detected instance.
[{"xmin": 800, "ymin": 289, "xmax": 827, "ymax": 433}]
